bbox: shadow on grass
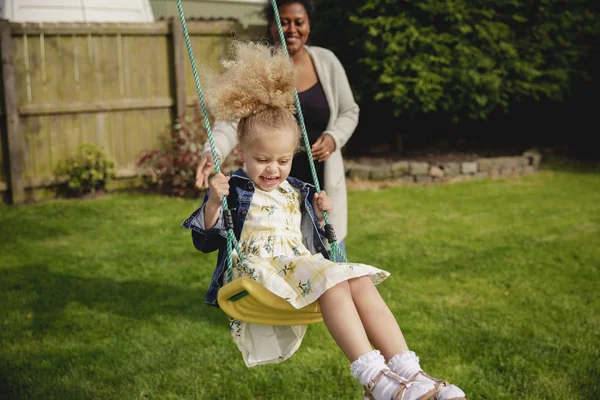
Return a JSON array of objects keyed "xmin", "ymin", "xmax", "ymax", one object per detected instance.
[
  {"xmin": 0, "ymin": 264, "xmax": 232, "ymax": 399},
  {"xmin": 0, "ymin": 350, "xmax": 114, "ymax": 400},
  {"xmin": 0, "ymin": 264, "xmax": 226, "ymax": 330}
]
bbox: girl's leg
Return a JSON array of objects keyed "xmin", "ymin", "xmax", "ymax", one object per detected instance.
[
  {"xmin": 320, "ymin": 281, "xmax": 437, "ymax": 400},
  {"xmin": 348, "ymin": 276, "xmax": 408, "ymax": 360},
  {"xmin": 319, "ymin": 280, "xmax": 371, "ymax": 361},
  {"xmin": 347, "ymin": 277, "xmax": 466, "ymax": 400}
]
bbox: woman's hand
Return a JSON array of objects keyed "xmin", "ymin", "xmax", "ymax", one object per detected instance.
[
  {"xmin": 311, "ymin": 134, "xmax": 336, "ymax": 162},
  {"xmin": 196, "ymin": 152, "xmax": 216, "ymax": 189},
  {"xmin": 312, "ymin": 190, "xmax": 333, "ymax": 224}
]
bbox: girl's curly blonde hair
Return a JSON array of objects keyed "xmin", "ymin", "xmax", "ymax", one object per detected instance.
[{"xmin": 203, "ymin": 41, "xmax": 300, "ymax": 145}]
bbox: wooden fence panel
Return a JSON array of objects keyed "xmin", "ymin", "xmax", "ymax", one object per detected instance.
[
  {"xmin": 183, "ymin": 21, "xmax": 240, "ymax": 112},
  {"xmin": 8, "ymin": 24, "xmax": 175, "ymax": 193},
  {"xmin": 0, "ymin": 19, "xmax": 255, "ymax": 203},
  {"xmin": 1, "ymin": 20, "xmax": 25, "ymax": 203},
  {"xmin": 0, "ymin": 60, "xmax": 6, "ymax": 191}
]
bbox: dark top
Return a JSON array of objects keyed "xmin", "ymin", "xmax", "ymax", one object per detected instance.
[{"xmin": 292, "ymin": 81, "xmax": 331, "ymax": 190}]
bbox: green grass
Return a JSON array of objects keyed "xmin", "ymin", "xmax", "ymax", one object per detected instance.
[{"xmin": 1, "ymin": 169, "xmax": 599, "ymax": 399}]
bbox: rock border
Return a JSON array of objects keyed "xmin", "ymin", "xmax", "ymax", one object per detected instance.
[{"xmin": 345, "ymin": 149, "xmax": 542, "ymax": 184}]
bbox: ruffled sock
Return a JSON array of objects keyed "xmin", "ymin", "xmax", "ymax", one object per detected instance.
[
  {"xmin": 387, "ymin": 350, "xmax": 466, "ymax": 400},
  {"xmin": 350, "ymin": 350, "xmax": 436, "ymax": 400}
]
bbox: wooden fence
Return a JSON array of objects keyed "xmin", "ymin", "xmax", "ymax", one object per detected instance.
[{"xmin": 0, "ymin": 18, "xmax": 259, "ymax": 204}]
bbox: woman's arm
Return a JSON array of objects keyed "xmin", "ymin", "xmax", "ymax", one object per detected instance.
[
  {"xmin": 202, "ymin": 120, "xmax": 239, "ymax": 159},
  {"xmin": 196, "ymin": 120, "xmax": 239, "ymax": 189},
  {"xmin": 323, "ymin": 55, "xmax": 359, "ymax": 151}
]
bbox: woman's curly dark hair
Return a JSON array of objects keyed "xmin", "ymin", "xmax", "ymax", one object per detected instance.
[{"xmin": 262, "ymin": 0, "xmax": 315, "ymax": 25}]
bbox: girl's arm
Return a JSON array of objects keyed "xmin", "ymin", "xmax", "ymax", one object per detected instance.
[
  {"xmin": 204, "ymin": 173, "xmax": 230, "ymax": 230},
  {"xmin": 301, "ymin": 189, "xmax": 330, "ymax": 258},
  {"xmin": 313, "ymin": 190, "xmax": 333, "ymax": 227},
  {"xmin": 182, "ymin": 198, "xmax": 226, "ymax": 254},
  {"xmin": 181, "ymin": 173, "xmax": 230, "ymax": 253}
]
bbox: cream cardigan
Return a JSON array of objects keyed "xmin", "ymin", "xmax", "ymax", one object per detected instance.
[{"xmin": 203, "ymin": 45, "xmax": 359, "ymax": 242}]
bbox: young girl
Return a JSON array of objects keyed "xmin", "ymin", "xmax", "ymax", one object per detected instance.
[{"xmin": 182, "ymin": 42, "xmax": 466, "ymax": 400}]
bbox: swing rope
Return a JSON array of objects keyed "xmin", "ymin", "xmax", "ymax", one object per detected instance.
[
  {"xmin": 268, "ymin": 0, "xmax": 347, "ymax": 263},
  {"xmin": 176, "ymin": 0, "xmax": 348, "ymax": 290},
  {"xmin": 176, "ymin": 0, "xmax": 244, "ymax": 284}
]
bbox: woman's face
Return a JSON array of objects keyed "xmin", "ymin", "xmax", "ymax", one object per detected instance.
[{"xmin": 269, "ymin": 2, "xmax": 310, "ymax": 56}]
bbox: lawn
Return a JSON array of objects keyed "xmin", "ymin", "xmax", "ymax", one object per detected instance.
[{"xmin": 1, "ymin": 167, "xmax": 599, "ymax": 399}]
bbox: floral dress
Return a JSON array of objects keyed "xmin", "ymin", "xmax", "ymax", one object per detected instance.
[{"xmin": 229, "ymin": 180, "xmax": 390, "ymax": 367}]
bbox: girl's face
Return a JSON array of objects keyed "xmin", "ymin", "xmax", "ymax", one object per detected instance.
[
  {"xmin": 238, "ymin": 128, "xmax": 297, "ymax": 191},
  {"xmin": 269, "ymin": 2, "xmax": 310, "ymax": 56}
]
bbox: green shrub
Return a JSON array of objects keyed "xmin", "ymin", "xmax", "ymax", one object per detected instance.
[
  {"xmin": 54, "ymin": 143, "xmax": 115, "ymax": 197},
  {"xmin": 312, "ymin": 0, "xmax": 600, "ymax": 121}
]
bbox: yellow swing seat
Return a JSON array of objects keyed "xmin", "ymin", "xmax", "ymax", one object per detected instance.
[{"xmin": 218, "ymin": 276, "xmax": 323, "ymax": 326}]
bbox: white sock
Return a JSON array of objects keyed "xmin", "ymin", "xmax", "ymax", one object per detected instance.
[
  {"xmin": 387, "ymin": 350, "xmax": 422, "ymax": 378},
  {"xmin": 388, "ymin": 350, "xmax": 466, "ymax": 400},
  {"xmin": 350, "ymin": 350, "xmax": 435, "ymax": 400}
]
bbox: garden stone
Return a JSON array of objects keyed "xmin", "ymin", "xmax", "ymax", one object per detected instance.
[
  {"xmin": 478, "ymin": 158, "xmax": 495, "ymax": 171},
  {"xmin": 410, "ymin": 162, "xmax": 429, "ymax": 176},
  {"xmin": 344, "ymin": 160, "xmax": 356, "ymax": 174},
  {"xmin": 391, "ymin": 161, "xmax": 409, "ymax": 177},
  {"xmin": 461, "ymin": 162, "xmax": 478, "ymax": 174},
  {"xmin": 348, "ymin": 164, "xmax": 371, "ymax": 180},
  {"xmin": 371, "ymin": 166, "xmax": 392, "ymax": 181},
  {"xmin": 503, "ymin": 157, "xmax": 521, "ymax": 168},
  {"xmin": 429, "ymin": 166, "xmax": 445, "ymax": 178},
  {"xmin": 523, "ymin": 149, "xmax": 542, "ymax": 169},
  {"xmin": 488, "ymin": 168, "xmax": 502, "ymax": 177},
  {"xmin": 443, "ymin": 162, "xmax": 460, "ymax": 177},
  {"xmin": 518, "ymin": 157, "xmax": 530, "ymax": 167}
]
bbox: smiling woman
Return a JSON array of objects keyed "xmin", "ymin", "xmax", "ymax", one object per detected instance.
[{"xmin": 195, "ymin": 0, "xmax": 360, "ymax": 259}]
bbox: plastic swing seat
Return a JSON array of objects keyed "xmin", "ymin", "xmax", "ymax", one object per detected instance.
[{"xmin": 218, "ymin": 276, "xmax": 323, "ymax": 326}]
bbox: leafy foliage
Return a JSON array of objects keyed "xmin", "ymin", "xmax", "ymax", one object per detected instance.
[
  {"xmin": 312, "ymin": 0, "xmax": 600, "ymax": 121},
  {"xmin": 137, "ymin": 111, "xmax": 242, "ymax": 197},
  {"xmin": 54, "ymin": 143, "xmax": 115, "ymax": 197}
]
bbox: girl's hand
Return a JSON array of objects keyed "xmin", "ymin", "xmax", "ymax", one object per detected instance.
[
  {"xmin": 311, "ymin": 134, "xmax": 336, "ymax": 162},
  {"xmin": 312, "ymin": 191, "xmax": 333, "ymax": 223},
  {"xmin": 207, "ymin": 172, "xmax": 230, "ymax": 206}
]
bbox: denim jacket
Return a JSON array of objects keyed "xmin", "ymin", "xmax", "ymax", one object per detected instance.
[{"xmin": 181, "ymin": 168, "xmax": 330, "ymax": 307}]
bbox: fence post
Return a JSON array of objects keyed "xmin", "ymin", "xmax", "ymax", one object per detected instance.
[
  {"xmin": 170, "ymin": 17, "xmax": 186, "ymax": 120},
  {"xmin": 0, "ymin": 20, "xmax": 25, "ymax": 204}
]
